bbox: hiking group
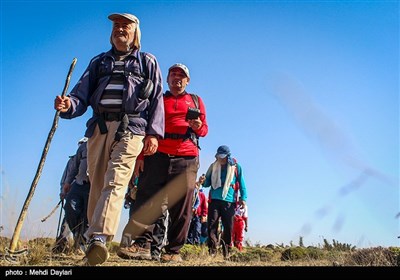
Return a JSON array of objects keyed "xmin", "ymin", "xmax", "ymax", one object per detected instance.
[{"xmin": 54, "ymin": 12, "xmax": 248, "ymax": 266}]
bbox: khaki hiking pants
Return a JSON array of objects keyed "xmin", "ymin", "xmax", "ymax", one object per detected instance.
[{"xmin": 85, "ymin": 121, "xmax": 144, "ymax": 240}]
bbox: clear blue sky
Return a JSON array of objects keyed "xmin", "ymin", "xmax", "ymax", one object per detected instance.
[{"xmin": 1, "ymin": 1, "xmax": 399, "ymax": 249}]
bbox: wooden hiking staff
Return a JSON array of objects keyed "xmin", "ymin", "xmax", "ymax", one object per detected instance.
[
  {"xmin": 8, "ymin": 58, "xmax": 77, "ymax": 254},
  {"xmin": 40, "ymin": 199, "xmax": 62, "ymax": 223}
]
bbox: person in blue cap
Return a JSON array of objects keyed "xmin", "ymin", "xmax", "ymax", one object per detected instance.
[{"xmin": 201, "ymin": 145, "xmax": 248, "ymax": 258}]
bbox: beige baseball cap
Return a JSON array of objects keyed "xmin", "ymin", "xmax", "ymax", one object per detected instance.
[{"xmin": 108, "ymin": 13, "xmax": 139, "ymax": 24}]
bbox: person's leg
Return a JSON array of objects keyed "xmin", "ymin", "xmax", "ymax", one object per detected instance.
[
  {"xmin": 150, "ymin": 207, "xmax": 168, "ymax": 261},
  {"xmin": 232, "ymin": 219, "xmax": 239, "ymax": 249},
  {"xmin": 200, "ymin": 221, "xmax": 208, "ymax": 245},
  {"xmin": 86, "ymin": 126, "xmax": 108, "ymax": 233},
  {"xmin": 64, "ymin": 183, "xmax": 82, "ymax": 240},
  {"xmin": 220, "ymin": 202, "xmax": 236, "ymax": 257},
  {"xmin": 193, "ymin": 216, "xmax": 201, "ymax": 245},
  {"xmin": 207, "ymin": 200, "xmax": 221, "ymax": 255},
  {"xmin": 237, "ymin": 219, "xmax": 245, "ymax": 251},
  {"xmin": 52, "ymin": 216, "xmax": 71, "ymax": 253},
  {"xmin": 85, "ymin": 122, "xmax": 143, "ymax": 265},
  {"xmin": 186, "ymin": 217, "xmax": 195, "ymax": 245},
  {"xmin": 89, "ymin": 129, "xmax": 143, "ymax": 238},
  {"xmin": 77, "ymin": 184, "xmax": 90, "ymax": 251},
  {"xmin": 163, "ymin": 157, "xmax": 198, "ymax": 256},
  {"xmin": 120, "ymin": 200, "xmax": 135, "ymax": 248},
  {"xmin": 118, "ymin": 153, "xmax": 168, "ymax": 260}
]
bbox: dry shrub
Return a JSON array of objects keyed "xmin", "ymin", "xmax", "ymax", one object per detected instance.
[
  {"xmin": 17, "ymin": 237, "xmax": 54, "ymax": 265},
  {"xmin": 0, "ymin": 236, "xmax": 11, "ymax": 252},
  {"xmin": 345, "ymin": 247, "xmax": 398, "ymax": 266}
]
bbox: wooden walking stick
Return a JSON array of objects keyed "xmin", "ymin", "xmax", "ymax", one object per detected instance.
[
  {"xmin": 8, "ymin": 58, "xmax": 77, "ymax": 255},
  {"xmin": 40, "ymin": 199, "xmax": 63, "ymax": 223}
]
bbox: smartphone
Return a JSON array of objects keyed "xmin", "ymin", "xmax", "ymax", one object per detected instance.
[{"xmin": 186, "ymin": 107, "xmax": 201, "ymax": 120}]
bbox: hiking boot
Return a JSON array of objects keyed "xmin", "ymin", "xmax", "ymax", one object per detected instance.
[
  {"xmin": 84, "ymin": 238, "xmax": 109, "ymax": 266},
  {"xmin": 161, "ymin": 253, "xmax": 183, "ymax": 263},
  {"xmin": 208, "ymin": 248, "xmax": 217, "ymax": 257},
  {"xmin": 222, "ymin": 243, "xmax": 233, "ymax": 260},
  {"xmin": 151, "ymin": 253, "xmax": 161, "ymax": 262},
  {"xmin": 221, "ymin": 240, "xmax": 232, "ymax": 259},
  {"xmin": 117, "ymin": 243, "xmax": 152, "ymax": 260}
]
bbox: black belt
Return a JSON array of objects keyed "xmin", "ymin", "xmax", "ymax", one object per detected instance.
[
  {"xmin": 157, "ymin": 152, "xmax": 196, "ymax": 159},
  {"xmin": 164, "ymin": 131, "xmax": 201, "ymax": 150},
  {"xmin": 101, "ymin": 112, "xmax": 125, "ymax": 122},
  {"xmin": 99, "ymin": 112, "xmax": 141, "ymax": 122},
  {"xmin": 164, "ymin": 132, "xmax": 189, "ymax": 140},
  {"xmin": 95, "ymin": 112, "xmax": 140, "ymax": 136}
]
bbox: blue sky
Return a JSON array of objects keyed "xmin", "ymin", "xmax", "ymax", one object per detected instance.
[{"xmin": 1, "ymin": 0, "xmax": 399, "ymax": 249}]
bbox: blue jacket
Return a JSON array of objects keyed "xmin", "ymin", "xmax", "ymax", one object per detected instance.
[
  {"xmin": 60, "ymin": 48, "xmax": 165, "ymax": 138},
  {"xmin": 202, "ymin": 161, "xmax": 247, "ymax": 203}
]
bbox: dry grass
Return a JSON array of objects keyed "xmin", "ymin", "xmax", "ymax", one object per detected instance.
[{"xmin": 0, "ymin": 237, "xmax": 398, "ymax": 267}]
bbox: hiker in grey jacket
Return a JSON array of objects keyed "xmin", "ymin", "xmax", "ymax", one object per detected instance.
[
  {"xmin": 52, "ymin": 154, "xmax": 75, "ymax": 254},
  {"xmin": 63, "ymin": 138, "xmax": 90, "ymax": 254},
  {"xmin": 54, "ymin": 12, "xmax": 165, "ymax": 266}
]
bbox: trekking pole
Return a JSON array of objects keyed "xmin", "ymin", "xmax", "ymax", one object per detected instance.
[
  {"xmin": 55, "ymin": 200, "xmax": 64, "ymax": 239},
  {"xmin": 8, "ymin": 58, "xmax": 77, "ymax": 255},
  {"xmin": 41, "ymin": 199, "xmax": 63, "ymax": 223}
]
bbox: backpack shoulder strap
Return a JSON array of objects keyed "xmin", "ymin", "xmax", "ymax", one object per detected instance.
[
  {"xmin": 89, "ymin": 52, "xmax": 106, "ymax": 92},
  {"xmin": 139, "ymin": 52, "xmax": 149, "ymax": 79},
  {"xmin": 189, "ymin": 93, "xmax": 199, "ymax": 109},
  {"xmin": 232, "ymin": 158, "xmax": 241, "ymax": 203},
  {"xmin": 233, "ymin": 158, "xmax": 238, "ymax": 177}
]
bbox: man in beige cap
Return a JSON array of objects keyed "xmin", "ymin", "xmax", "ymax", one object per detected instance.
[{"xmin": 54, "ymin": 12, "xmax": 164, "ymax": 265}]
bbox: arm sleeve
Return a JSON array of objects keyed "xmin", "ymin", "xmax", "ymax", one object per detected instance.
[
  {"xmin": 236, "ymin": 163, "xmax": 247, "ymax": 201},
  {"xmin": 143, "ymin": 53, "xmax": 165, "ymax": 138},
  {"xmin": 202, "ymin": 164, "xmax": 213, "ymax": 189},
  {"xmin": 60, "ymin": 159, "xmax": 70, "ymax": 188},
  {"xmin": 193, "ymin": 189, "xmax": 200, "ymax": 209},
  {"xmin": 59, "ymin": 57, "xmax": 98, "ymax": 119},
  {"xmin": 64, "ymin": 149, "xmax": 79, "ymax": 184}
]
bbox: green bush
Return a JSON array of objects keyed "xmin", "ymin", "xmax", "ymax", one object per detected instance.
[
  {"xmin": 180, "ymin": 244, "xmax": 205, "ymax": 259},
  {"xmin": 305, "ymin": 246, "xmax": 325, "ymax": 260},
  {"xmin": 281, "ymin": 246, "xmax": 306, "ymax": 261},
  {"xmin": 229, "ymin": 247, "xmax": 274, "ymax": 262}
]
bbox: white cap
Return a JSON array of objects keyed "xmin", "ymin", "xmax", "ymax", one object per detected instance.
[
  {"xmin": 168, "ymin": 63, "xmax": 190, "ymax": 79},
  {"xmin": 78, "ymin": 137, "xmax": 88, "ymax": 144}
]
